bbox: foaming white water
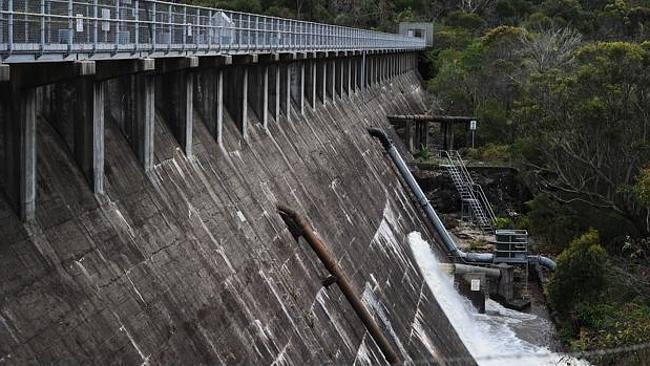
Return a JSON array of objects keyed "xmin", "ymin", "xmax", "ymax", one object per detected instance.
[{"xmin": 408, "ymin": 232, "xmax": 590, "ymax": 366}]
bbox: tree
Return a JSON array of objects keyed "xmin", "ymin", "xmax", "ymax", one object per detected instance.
[
  {"xmin": 515, "ymin": 42, "xmax": 650, "ymax": 236},
  {"xmin": 520, "ymin": 27, "xmax": 583, "ymax": 73}
]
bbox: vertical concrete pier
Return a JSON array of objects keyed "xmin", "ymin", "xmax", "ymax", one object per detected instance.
[
  {"xmin": 224, "ymin": 54, "xmax": 257, "ymax": 138},
  {"xmin": 326, "ymin": 57, "xmax": 336, "ymax": 101},
  {"xmin": 195, "ymin": 56, "xmax": 231, "ymax": 141},
  {"xmin": 269, "ymin": 63, "xmax": 281, "ymax": 123},
  {"xmin": 74, "ymin": 64, "xmax": 104, "ymax": 194},
  {"xmin": 156, "ymin": 57, "xmax": 198, "ymax": 157},
  {"xmin": 305, "ymin": 58, "xmax": 317, "ymax": 108},
  {"xmin": 0, "ymin": 83, "xmax": 36, "ymax": 221},
  {"xmin": 316, "ymin": 55, "xmax": 327, "ymax": 104},
  {"xmin": 335, "ymin": 55, "xmax": 343, "ymax": 99},
  {"xmin": 103, "ymin": 58, "xmax": 156, "ymax": 172},
  {"xmin": 49, "ymin": 61, "xmax": 104, "ymax": 194},
  {"xmin": 345, "ymin": 56, "xmax": 352, "ymax": 95},
  {"xmin": 296, "ymin": 54, "xmax": 306, "ymax": 115},
  {"xmin": 248, "ymin": 64, "xmax": 266, "ymax": 125},
  {"xmin": 133, "ymin": 65, "xmax": 156, "ymax": 171},
  {"xmin": 279, "ymin": 56, "xmax": 292, "ymax": 120}
]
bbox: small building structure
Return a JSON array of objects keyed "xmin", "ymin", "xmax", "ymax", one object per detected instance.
[{"xmin": 399, "ymin": 22, "xmax": 434, "ymax": 47}]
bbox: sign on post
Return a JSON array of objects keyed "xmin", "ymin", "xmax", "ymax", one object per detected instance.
[
  {"xmin": 470, "ymin": 279, "xmax": 481, "ymax": 292},
  {"xmin": 102, "ymin": 9, "xmax": 111, "ymax": 32},
  {"xmin": 76, "ymin": 14, "xmax": 84, "ymax": 32},
  {"xmin": 470, "ymin": 119, "xmax": 477, "ymax": 148}
]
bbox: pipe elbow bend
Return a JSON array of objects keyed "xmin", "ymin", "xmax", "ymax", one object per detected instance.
[
  {"xmin": 368, "ymin": 128, "xmax": 393, "ymax": 150},
  {"xmin": 528, "ymin": 255, "xmax": 557, "ymax": 271}
]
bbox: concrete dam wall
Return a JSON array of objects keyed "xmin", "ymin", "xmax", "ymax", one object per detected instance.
[{"xmin": 0, "ymin": 69, "xmax": 474, "ymax": 365}]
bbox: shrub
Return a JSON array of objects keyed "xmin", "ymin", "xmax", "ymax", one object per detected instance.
[
  {"xmin": 446, "ymin": 11, "xmax": 487, "ymax": 33},
  {"xmin": 480, "ymin": 143, "xmax": 511, "ymax": 162},
  {"xmin": 414, "ymin": 145, "xmax": 432, "ymax": 161},
  {"xmin": 494, "ymin": 216, "xmax": 512, "ymax": 229},
  {"xmin": 547, "ymin": 229, "xmax": 608, "ymax": 320}
]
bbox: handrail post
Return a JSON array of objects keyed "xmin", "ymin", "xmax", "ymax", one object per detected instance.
[
  {"xmin": 167, "ymin": 3, "xmax": 172, "ymax": 51},
  {"xmin": 40, "ymin": 0, "xmax": 45, "ymax": 52},
  {"xmin": 151, "ymin": 1, "xmax": 156, "ymax": 52},
  {"xmin": 133, "ymin": 0, "xmax": 139, "ymax": 52}
]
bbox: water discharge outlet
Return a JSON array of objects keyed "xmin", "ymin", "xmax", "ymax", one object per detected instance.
[
  {"xmin": 368, "ymin": 128, "xmax": 557, "ymax": 271},
  {"xmin": 277, "ymin": 204, "xmax": 402, "ymax": 365}
]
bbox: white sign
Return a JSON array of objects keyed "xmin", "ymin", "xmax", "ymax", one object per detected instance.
[
  {"xmin": 101, "ymin": 8, "xmax": 111, "ymax": 32},
  {"xmin": 187, "ymin": 23, "xmax": 193, "ymax": 37},
  {"xmin": 470, "ymin": 120, "xmax": 477, "ymax": 130},
  {"xmin": 470, "ymin": 279, "xmax": 481, "ymax": 292},
  {"xmin": 75, "ymin": 14, "xmax": 84, "ymax": 32}
]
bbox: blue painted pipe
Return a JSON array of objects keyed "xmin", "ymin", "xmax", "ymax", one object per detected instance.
[{"xmin": 368, "ymin": 128, "xmax": 557, "ymax": 271}]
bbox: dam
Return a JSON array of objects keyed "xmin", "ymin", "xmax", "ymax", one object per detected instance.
[{"xmin": 0, "ymin": 2, "xmax": 484, "ymax": 364}]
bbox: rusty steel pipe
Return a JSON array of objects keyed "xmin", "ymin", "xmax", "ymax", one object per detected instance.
[{"xmin": 277, "ymin": 204, "xmax": 402, "ymax": 365}]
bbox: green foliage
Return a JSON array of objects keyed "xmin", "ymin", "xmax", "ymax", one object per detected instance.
[
  {"xmin": 525, "ymin": 194, "xmax": 586, "ymax": 253},
  {"xmin": 573, "ymin": 302, "xmax": 650, "ymax": 349},
  {"xmin": 516, "ymin": 41, "xmax": 650, "ymax": 238},
  {"xmin": 470, "ymin": 238, "xmax": 490, "ymax": 250},
  {"xmin": 445, "ymin": 11, "xmax": 487, "ymax": 33},
  {"xmin": 414, "ymin": 145, "xmax": 432, "ymax": 161},
  {"xmin": 547, "ymin": 229, "xmax": 608, "ymax": 319},
  {"xmin": 496, "ymin": 0, "xmax": 532, "ymax": 23},
  {"xmin": 481, "ymin": 143, "xmax": 512, "ymax": 162},
  {"xmin": 515, "ymin": 214, "xmax": 530, "ymax": 230},
  {"xmin": 634, "ymin": 166, "xmax": 650, "ymax": 206},
  {"xmin": 431, "ymin": 26, "xmax": 473, "ymax": 50},
  {"xmin": 523, "ymin": 11, "xmax": 554, "ymax": 30},
  {"xmin": 493, "ymin": 216, "xmax": 512, "ymax": 229}
]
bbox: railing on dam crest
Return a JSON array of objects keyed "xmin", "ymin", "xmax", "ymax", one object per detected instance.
[{"xmin": 0, "ymin": 0, "xmax": 425, "ymax": 62}]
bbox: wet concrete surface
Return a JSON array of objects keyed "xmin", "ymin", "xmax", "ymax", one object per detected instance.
[{"xmin": 0, "ymin": 72, "xmax": 476, "ymax": 365}]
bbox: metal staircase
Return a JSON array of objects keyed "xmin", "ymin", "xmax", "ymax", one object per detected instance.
[{"xmin": 439, "ymin": 150, "xmax": 497, "ymax": 233}]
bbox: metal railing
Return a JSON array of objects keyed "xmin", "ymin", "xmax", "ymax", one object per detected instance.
[
  {"xmin": 448, "ymin": 150, "xmax": 497, "ymax": 225},
  {"xmin": 0, "ymin": 0, "xmax": 425, "ymax": 62}
]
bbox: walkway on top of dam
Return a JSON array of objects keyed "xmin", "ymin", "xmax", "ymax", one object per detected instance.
[{"xmin": 0, "ymin": 0, "xmax": 425, "ymax": 63}]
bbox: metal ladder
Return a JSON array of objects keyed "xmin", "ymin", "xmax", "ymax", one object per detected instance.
[{"xmin": 440, "ymin": 150, "xmax": 496, "ymax": 233}]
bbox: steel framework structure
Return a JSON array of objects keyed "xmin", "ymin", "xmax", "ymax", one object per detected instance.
[{"xmin": 0, "ymin": 0, "xmax": 425, "ymax": 62}]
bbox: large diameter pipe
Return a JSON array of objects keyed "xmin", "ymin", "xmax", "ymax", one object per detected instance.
[
  {"xmin": 277, "ymin": 204, "xmax": 401, "ymax": 365},
  {"xmin": 368, "ymin": 128, "xmax": 491, "ymax": 264},
  {"xmin": 439, "ymin": 263, "xmax": 502, "ymax": 278},
  {"xmin": 368, "ymin": 128, "xmax": 558, "ymax": 271},
  {"xmin": 528, "ymin": 255, "xmax": 557, "ymax": 271}
]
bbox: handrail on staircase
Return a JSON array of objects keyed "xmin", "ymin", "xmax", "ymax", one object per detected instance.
[
  {"xmin": 439, "ymin": 150, "xmax": 497, "ymax": 230},
  {"xmin": 449, "ymin": 150, "xmax": 497, "ymax": 225}
]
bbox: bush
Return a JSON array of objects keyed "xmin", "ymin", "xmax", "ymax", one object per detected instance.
[
  {"xmin": 525, "ymin": 194, "xmax": 586, "ymax": 253},
  {"xmin": 445, "ymin": 11, "xmax": 487, "ymax": 33},
  {"xmin": 494, "ymin": 216, "xmax": 512, "ymax": 229},
  {"xmin": 480, "ymin": 143, "xmax": 511, "ymax": 162},
  {"xmin": 414, "ymin": 145, "xmax": 432, "ymax": 161},
  {"xmin": 547, "ymin": 229, "xmax": 608, "ymax": 320}
]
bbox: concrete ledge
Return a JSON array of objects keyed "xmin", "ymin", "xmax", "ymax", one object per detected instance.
[
  {"xmin": 139, "ymin": 58, "xmax": 155, "ymax": 71},
  {"xmin": 279, "ymin": 52, "xmax": 297, "ymax": 62},
  {"xmin": 257, "ymin": 53, "xmax": 280, "ymax": 64},
  {"xmin": 74, "ymin": 60, "xmax": 96, "ymax": 76},
  {"xmin": 0, "ymin": 64, "xmax": 9, "ymax": 82},
  {"xmin": 96, "ymin": 58, "xmax": 155, "ymax": 81},
  {"xmin": 155, "ymin": 56, "xmax": 199, "ymax": 74},
  {"xmin": 198, "ymin": 55, "xmax": 232, "ymax": 68},
  {"xmin": 232, "ymin": 54, "xmax": 258, "ymax": 65}
]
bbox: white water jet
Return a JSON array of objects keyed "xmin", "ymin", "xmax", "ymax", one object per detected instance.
[{"xmin": 408, "ymin": 231, "xmax": 590, "ymax": 366}]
